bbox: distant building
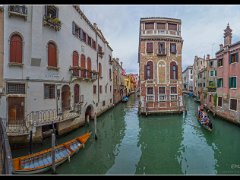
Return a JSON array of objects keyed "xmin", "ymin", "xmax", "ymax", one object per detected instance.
[
  {"xmin": 182, "ymin": 66, "xmax": 193, "ymax": 93},
  {"xmin": 205, "ymin": 54, "xmax": 217, "ymax": 110},
  {"xmin": 193, "ymin": 56, "xmax": 207, "ymax": 100},
  {"xmin": 138, "ymin": 17, "xmax": 184, "ymax": 115},
  {"xmin": 215, "ymin": 24, "xmax": 240, "ymax": 124}
]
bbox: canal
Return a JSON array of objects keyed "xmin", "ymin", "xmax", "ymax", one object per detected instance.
[{"xmin": 12, "ymin": 94, "xmax": 240, "ymax": 175}]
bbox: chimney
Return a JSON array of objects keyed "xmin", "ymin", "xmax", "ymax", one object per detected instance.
[
  {"xmin": 220, "ymin": 44, "xmax": 223, "ymax": 50},
  {"xmin": 120, "ymin": 62, "xmax": 123, "ymax": 67},
  {"xmin": 207, "ymin": 54, "xmax": 210, "ymax": 60}
]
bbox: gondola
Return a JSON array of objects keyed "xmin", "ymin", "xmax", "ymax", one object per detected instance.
[
  {"xmin": 12, "ymin": 131, "xmax": 92, "ymax": 174},
  {"xmin": 196, "ymin": 106, "xmax": 213, "ymax": 132}
]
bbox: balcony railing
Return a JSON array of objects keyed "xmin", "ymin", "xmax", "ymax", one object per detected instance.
[
  {"xmin": 43, "ymin": 15, "xmax": 61, "ymax": 31},
  {"xmin": 146, "ymin": 95, "xmax": 155, "ymax": 102},
  {"xmin": 8, "ymin": 5, "xmax": 28, "ymax": 20},
  {"xmin": 69, "ymin": 66, "xmax": 98, "ymax": 82},
  {"xmin": 141, "ymin": 29, "xmax": 181, "ymax": 37},
  {"xmin": 25, "ymin": 109, "xmax": 79, "ymax": 127},
  {"xmin": 207, "ymin": 86, "xmax": 216, "ymax": 92},
  {"xmin": 158, "ymin": 95, "xmax": 167, "ymax": 101}
]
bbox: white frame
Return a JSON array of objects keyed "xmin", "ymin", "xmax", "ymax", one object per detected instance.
[
  {"xmin": 146, "ymin": 86, "xmax": 155, "ymax": 102},
  {"xmin": 170, "ymin": 86, "xmax": 178, "ymax": 101},
  {"xmin": 229, "ymin": 76, "xmax": 237, "ymax": 89},
  {"xmin": 217, "ymin": 96, "xmax": 223, "ymax": 108},
  {"xmin": 229, "ymin": 98, "xmax": 238, "ymax": 112}
]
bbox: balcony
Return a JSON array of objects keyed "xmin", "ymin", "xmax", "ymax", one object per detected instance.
[
  {"xmin": 8, "ymin": 5, "xmax": 28, "ymax": 20},
  {"xmin": 98, "ymin": 50, "xmax": 104, "ymax": 58},
  {"xmin": 69, "ymin": 66, "xmax": 98, "ymax": 82},
  {"xmin": 141, "ymin": 29, "xmax": 181, "ymax": 37},
  {"xmin": 43, "ymin": 15, "xmax": 61, "ymax": 31}
]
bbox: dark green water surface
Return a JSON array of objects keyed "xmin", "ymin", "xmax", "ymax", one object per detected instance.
[{"xmin": 12, "ymin": 94, "xmax": 240, "ymax": 175}]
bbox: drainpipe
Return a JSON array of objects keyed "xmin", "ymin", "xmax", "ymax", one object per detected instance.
[{"xmin": 95, "ymin": 25, "xmax": 99, "ymax": 103}]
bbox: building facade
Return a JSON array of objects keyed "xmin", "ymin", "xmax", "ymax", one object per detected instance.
[
  {"xmin": 205, "ymin": 55, "xmax": 217, "ymax": 110},
  {"xmin": 138, "ymin": 17, "xmax": 184, "ymax": 115},
  {"xmin": 193, "ymin": 56, "xmax": 207, "ymax": 99},
  {"xmin": 0, "ymin": 5, "xmax": 113, "ymax": 143},
  {"xmin": 182, "ymin": 65, "xmax": 193, "ymax": 93},
  {"xmin": 215, "ymin": 24, "xmax": 240, "ymax": 124},
  {"xmin": 112, "ymin": 58, "xmax": 126, "ymax": 104}
]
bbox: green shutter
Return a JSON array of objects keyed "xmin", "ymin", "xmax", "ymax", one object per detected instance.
[
  {"xmin": 229, "ymin": 77, "xmax": 231, "ymax": 88},
  {"xmin": 236, "ymin": 53, "xmax": 239, "ymax": 62},
  {"xmin": 217, "ymin": 79, "xmax": 220, "ymax": 88},
  {"xmin": 229, "ymin": 54, "xmax": 232, "ymax": 64},
  {"xmin": 233, "ymin": 77, "xmax": 236, "ymax": 88},
  {"xmin": 215, "ymin": 70, "xmax": 217, "ymax": 76}
]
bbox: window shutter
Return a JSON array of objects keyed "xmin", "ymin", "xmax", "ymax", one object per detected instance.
[
  {"xmin": 150, "ymin": 62, "xmax": 153, "ymax": 79},
  {"xmin": 236, "ymin": 53, "xmax": 239, "ymax": 62},
  {"xmin": 229, "ymin": 77, "xmax": 231, "ymax": 88},
  {"xmin": 234, "ymin": 77, "xmax": 236, "ymax": 88},
  {"xmin": 170, "ymin": 62, "xmax": 173, "ymax": 79},
  {"xmin": 229, "ymin": 54, "xmax": 232, "ymax": 64},
  {"xmin": 163, "ymin": 43, "xmax": 165, "ymax": 54},
  {"xmin": 217, "ymin": 79, "xmax": 219, "ymax": 88},
  {"xmin": 144, "ymin": 65, "xmax": 147, "ymax": 80}
]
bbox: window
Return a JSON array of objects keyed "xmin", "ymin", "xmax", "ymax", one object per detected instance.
[
  {"xmin": 218, "ymin": 58, "xmax": 223, "ymax": 67},
  {"xmin": 98, "ymin": 45, "xmax": 102, "ymax": 53},
  {"xmin": 110, "ymin": 99, "xmax": 112, "ymax": 103},
  {"xmin": 170, "ymin": 61, "xmax": 178, "ymax": 80},
  {"xmin": 158, "ymin": 42, "xmax": 165, "ymax": 55},
  {"xmin": 82, "ymin": 31, "xmax": 86, "ymax": 43},
  {"xmin": 81, "ymin": 54, "xmax": 86, "ymax": 77},
  {"xmin": 10, "ymin": 34, "xmax": 23, "ymax": 64},
  {"xmin": 93, "ymin": 85, "xmax": 97, "ymax": 94},
  {"xmin": 190, "ymin": 70, "xmax": 192, "ymax": 74},
  {"xmin": 7, "ymin": 83, "xmax": 25, "ymax": 94},
  {"xmin": 209, "ymin": 61, "xmax": 213, "ymax": 67},
  {"xmin": 171, "ymin": 87, "xmax": 177, "ymax": 94},
  {"xmin": 159, "ymin": 87, "xmax": 165, "ymax": 94},
  {"xmin": 87, "ymin": 57, "xmax": 92, "ymax": 79},
  {"xmin": 190, "ymin": 75, "xmax": 193, "ymax": 79},
  {"xmin": 99, "ymin": 63, "xmax": 102, "ymax": 78},
  {"xmin": 44, "ymin": 84, "xmax": 55, "ymax": 99},
  {"xmin": 157, "ymin": 23, "xmax": 165, "ymax": 29},
  {"xmin": 105, "ymin": 84, "xmax": 107, "ymax": 93},
  {"xmin": 100, "ymin": 85, "xmax": 102, "ymax": 94},
  {"xmin": 147, "ymin": 87, "xmax": 153, "ymax": 94},
  {"xmin": 87, "ymin": 35, "xmax": 91, "ymax": 46},
  {"xmin": 45, "ymin": 5, "xmax": 58, "ymax": 19},
  {"xmin": 92, "ymin": 40, "xmax": 96, "ymax": 50},
  {"xmin": 110, "ymin": 85, "xmax": 112, "ymax": 92},
  {"xmin": 145, "ymin": 61, "xmax": 153, "ymax": 80},
  {"xmin": 218, "ymin": 97, "xmax": 222, "ymax": 107},
  {"xmin": 229, "ymin": 53, "xmax": 238, "ymax": 64},
  {"xmin": 109, "ymin": 69, "xmax": 112, "ymax": 80},
  {"xmin": 230, "ymin": 99, "xmax": 237, "ymax": 111},
  {"xmin": 210, "ymin": 70, "xmax": 214, "ymax": 77},
  {"xmin": 168, "ymin": 23, "xmax": 177, "ymax": 31},
  {"xmin": 229, "ymin": 77, "xmax": 237, "ymax": 88},
  {"xmin": 145, "ymin": 22, "xmax": 154, "ymax": 30},
  {"xmin": 48, "ymin": 42, "xmax": 57, "ymax": 67},
  {"xmin": 209, "ymin": 94, "xmax": 212, "ymax": 103},
  {"xmin": 72, "ymin": 22, "xmax": 81, "ymax": 38},
  {"xmin": 146, "ymin": 42, "xmax": 153, "ymax": 53},
  {"xmin": 170, "ymin": 43, "xmax": 176, "ymax": 54},
  {"xmin": 102, "ymin": 100, "xmax": 105, "ymax": 106}
]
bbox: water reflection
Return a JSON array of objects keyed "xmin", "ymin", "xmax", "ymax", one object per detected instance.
[{"xmin": 107, "ymin": 95, "xmax": 142, "ymax": 174}]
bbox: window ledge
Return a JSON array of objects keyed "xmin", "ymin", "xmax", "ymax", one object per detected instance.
[
  {"xmin": 8, "ymin": 62, "xmax": 24, "ymax": 67},
  {"xmin": 230, "ymin": 88, "xmax": 237, "ymax": 90},
  {"xmin": 47, "ymin": 66, "xmax": 59, "ymax": 70},
  {"xmin": 230, "ymin": 62, "xmax": 238, "ymax": 65},
  {"xmin": 229, "ymin": 109, "xmax": 237, "ymax": 112}
]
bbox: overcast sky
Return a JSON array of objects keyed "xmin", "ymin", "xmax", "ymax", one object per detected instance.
[{"xmin": 80, "ymin": 5, "xmax": 240, "ymax": 74}]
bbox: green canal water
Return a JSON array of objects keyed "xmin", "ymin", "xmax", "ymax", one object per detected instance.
[{"xmin": 12, "ymin": 94, "xmax": 240, "ymax": 175}]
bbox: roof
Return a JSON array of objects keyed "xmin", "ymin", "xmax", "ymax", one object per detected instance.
[{"xmin": 140, "ymin": 17, "xmax": 181, "ymax": 23}]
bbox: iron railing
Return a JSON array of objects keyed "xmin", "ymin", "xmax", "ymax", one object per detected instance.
[
  {"xmin": 8, "ymin": 5, "xmax": 28, "ymax": 16},
  {"xmin": 0, "ymin": 118, "xmax": 14, "ymax": 174}
]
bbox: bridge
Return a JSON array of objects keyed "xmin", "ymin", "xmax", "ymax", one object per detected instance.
[{"xmin": 0, "ymin": 118, "xmax": 14, "ymax": 175}]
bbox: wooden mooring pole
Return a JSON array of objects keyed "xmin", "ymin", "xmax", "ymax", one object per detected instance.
[
  {"xmin": 94, "ymin": 113, "xmax": 98, "ymax": 140},
  {"xmin": 51, "ymin": 133, "xmax": 56, "ymax": 173}
]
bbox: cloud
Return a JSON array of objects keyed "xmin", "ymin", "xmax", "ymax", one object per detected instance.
[{"xmin": 81, "ymin": 5, "xmax": 240, "ymax": 73}]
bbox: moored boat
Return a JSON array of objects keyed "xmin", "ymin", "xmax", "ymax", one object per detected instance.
[
  {"xmin": 122, "ymin": 96, "xmax": 128, "ymax": 102},
  {"xmin": 12, "ymin": 131, "xmax": 92, "ymax": 174},
  {"xmin": 196, "ymin": 106, "xmax": 213, "ymax": 132}
]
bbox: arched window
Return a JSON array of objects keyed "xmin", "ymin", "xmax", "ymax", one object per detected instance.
[
  {"xmin": 48, "ymin": 42, "xmax": 57, "ymax": 67},
  {"xmin": 170, "ymin": 61, "xmax": 178, "ymax": 80},
  {"xmin": 72, "ymin": 51, "xmax": 79, "ymax": 76},
  {"xmin": 10, "ymin": 34, "xmax": 23, "ymax": 64},
  {"xmin": 81, "ymin": 54, "xmax": 86, "ymax": 78},
  {"xmin": 145, "ymin": 61, "xmax": 153, "ymax": 80},
  {"xmin": 99, "ymin": 63, "xmax": 102, "ymax": 78},
  {"xmin": 74, "ymin": 84, "xmax": 80, "ymax": 104},
  {"xmin": 87, "ymin": 57, "xmax": 92, "ymax": 79}
]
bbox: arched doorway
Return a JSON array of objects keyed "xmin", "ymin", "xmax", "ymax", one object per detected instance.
[
  {"xmin": 62, "ymin": 85, "xmax": 70, "ymax": 111},
  {"xmin": 85, "ymin": 105, "xmax": 94, "ymax": 123}
]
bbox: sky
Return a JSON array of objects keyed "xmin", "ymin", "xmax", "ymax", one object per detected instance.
[{"xmin": 80, "ymin": 5, "xmax": 240, "ymax": 74}]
